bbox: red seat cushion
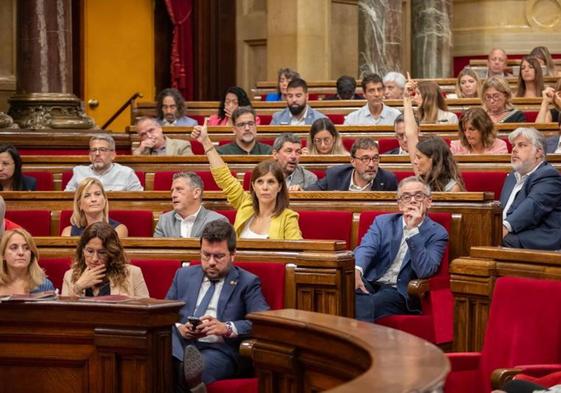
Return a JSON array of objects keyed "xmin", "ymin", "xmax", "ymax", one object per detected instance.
[
  {"xmin": 342, "ymin": 137, "xmax": 355, "ymax": 152},
  {"xmin": 234, "ymin": 262, "xmax": 285, "ymax": 310},
  {"xmin": 393, "ymin": 171, "xmax": 416, "ymax": 182},
  {"xmin": 5, "ymin": 210, "xmax": 51, "ymax": 236},
  {"xmin": 23, "ymin": 171, "xmax": 54, "ymax": 191},
  {"xmin": 298, "ymin": 210, "xmax": 353, "ymax": 247},
  {"xmin": 153, "ymin": 170, "xmax": 234, "ymax": 191},
  {"xmin": 59, "ymin": 210, "xmax": 153, "ymax": 237},
  {"xmin": 259, "ymin": 115, "xmax": 272, "ymax": 125},
  {"xmin": 39, "ymin": 257, "xmax": 72, "ymax": 291},
  {"xmin": 327, "ymin": 114, "xmax": 346, "ymax": 124},
  {"xmin": 378, "ymin": 138, "xmax": 400, "ymax": 153},
  {"xmin": 462, "ymin": 171, "xmax": 507, "ymax": 199},
  {"xmin": 207, "ymin": 378, "xmax": 257, "ymax": 393},
  {"xmin": 130, "ymin": 259, "xmax": 181, "ymax": 299},
  {"xmin": 214, "ymin": 210, "xmax": 236, "ymax": 224}
]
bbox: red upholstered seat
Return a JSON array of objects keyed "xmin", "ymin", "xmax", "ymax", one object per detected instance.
[
  {"xmin": 207, "ymin": 378, "xmax": 257, "ymax": 393},
  {"xmin": 39, "ymin": 257, "xmax": 72, "ymax": 291},
  {"xmin": 259, "ymin": 115, "xmax": 272, "ymax": 125},
  {"xmin": 358, "ymin": 211, "xmax": 453, "ymax": 344},
  {"xmin": 59, "ymin": 210, "xmax": 154, "ymax": 237},
  {"xmin": 191, "ymin": 140, "xmax": 205, "ymax": 155},
  {"xmin": 130, "ymin": 259, "xmax": 181, "ymax": 299},
  {"xmin": 153, "ymin": 170, "xmax": 234, "ymax": 191},
  {"xmin": 5, "ymin": 210, "xmax": 51, "ymax": 236},
  {"xmin": 524, "ymin": 111, "xmax": 538, "ymax": 122},
  {"xmin": 513, "ymin": 366, "xmax": 561, "ymax": 388},
  {"xmin": 462, "ymin": 171, "xmax": 508, "ymax": 199},
  {"xmin": 378, "ymin": 138, "xmax": 399, "ymax": 153},
  {"xmin": 311, "ymin": 169, "xmax": 325, "ymax": 179},
  {"xmin": 214, "ymin": 210, "xmax": 236, "ymax": 224},
  {"xmin": 61, "ymin": 171, "xmax": 145, "ymax": 189},
  {"xmin": 327, "ymin": 114, "xmax": 346, "ymax": 124},
  {"xmin": 23, "ymin": 171, "xmax": 54, "ymax": 191},
  {"xmin": 445, "ymin": 277, "xmax": 561, "ymax": 393},
  {"xmin": 500, "ymin": 137, "xmax": 513, "ymax": 153},
  {"xmin": 298, "ymin": 210, "xmax": 353, "ymax": 247},
  {"xmin": 393, "ymin": 171, "xmax": 416, "ymax": 182}
]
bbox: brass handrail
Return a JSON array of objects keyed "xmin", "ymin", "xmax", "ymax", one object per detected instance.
[{"xmin": 101, "ymin": 92, "xmax": 143, "ymax": 130}]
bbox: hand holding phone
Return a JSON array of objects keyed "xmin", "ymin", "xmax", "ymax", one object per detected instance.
[{"xmin": 187, "ymin": 316, "xmax": 202, "ymax": 329}]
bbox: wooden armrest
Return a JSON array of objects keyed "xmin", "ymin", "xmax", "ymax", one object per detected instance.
[
  {"xmin": 239, "ymin": 338, "xmax": 256, "ymax": 358},
  {"xmin": 407, "ymin": 279, "xmax": 430, "ymax": 298},
  {"xmin": 491, "ymin": 367, "xmax": 523, "ymax": 389}
]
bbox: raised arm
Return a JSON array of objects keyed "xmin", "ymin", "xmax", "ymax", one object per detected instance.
[
  {"xmin": 403, "ymin": 76, "xmax": 420, "ymax": 173},
  {"xmin": 536, "ymin": 87, "xmax": 555, "ymax": 123},
  {"xmin": 191, "ymin": 118, "xmax": 226, "ymax": 168}
]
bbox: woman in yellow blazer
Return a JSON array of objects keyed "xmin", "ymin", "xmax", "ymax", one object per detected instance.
[
  {"xmin": 62, "ymin": 222, "xmax": 149, "ymax": 297},
  {"xmin": 192, "ymin": 114, "xmax": 302, "ymax": 240}
]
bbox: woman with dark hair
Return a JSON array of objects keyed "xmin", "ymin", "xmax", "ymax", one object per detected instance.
[
  {"xmin": 403, "ymin": 78, "xmax": 464, "ymax": 192},
  {"xmin": 530, "ymin": 46, "xmax": 560, "ymax": 77},
  {"xmin": 451, "ymin": 108, "xmax": 508, "ymax": 154},
  {"xmin": 304, "ymin": 118, "xmax": 348, "ymax": 155},
  {"xmin": 410, "ymin": 81, "xmax": 458, "ymax": 124},
  {"xmin": 0, "ymin": 228, "xmax": 54, "ymax": 295},
  {"xmin": 0, "ymin": 144, "xmax": 36, "ymax": 191},
  {"xmin": 61, "ymin": 222, "xmax": 148, "ymax": 297},
  {"xmin": 207, "ymin": 86, "xmax": 261, "ymax": 126},
  {"xmin": 516, "ymin": 56, "xmax": 545, "ymax": 98},
  {"xmin": 265, "ymin": 68, "xmax": 301, "ymax": 102},
  {"xmin": 191, "ymin": 120, "xmax": 302, "ymax": 239}
]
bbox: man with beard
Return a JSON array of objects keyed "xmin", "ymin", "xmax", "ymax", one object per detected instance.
[
  {"xmin": 344, "ymin": 73, "xmax": 401, "ymax": 126},
  {"xmin": 133, "ymin": 117, "xmax": 193, "ymax": 156},
  {"xmin": 305, "ymin": 138, "xmax": 397, "ymax": 191},
  {"xmin": 500, "ymin": 127, "xmax": 561, "ymax": 250},
  {"xmin": 64, "ymin": 134, "xmax": 143, "ymax": 191},
  {"xmin": 167, "ymin": 220, "xmax": 270, "ymax": 392},
  {"xmin": 272, "ymin": 133, "xmax": 317, "ymax": 191},
  {"xmin": 156, "ymin": 88, "xmax": 198, "ymax": 126},
  {"xmin": 270, "ymin": 78, "xmax": 326, "ymax": 125},
  {"xmin": 216, "ymin": 107, "xmax": 272, "ymax": 155}
]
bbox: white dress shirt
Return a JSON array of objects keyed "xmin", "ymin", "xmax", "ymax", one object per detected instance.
[{"xmin": 175, "ymin": 206, "xmax": 202, "ymax": 238}]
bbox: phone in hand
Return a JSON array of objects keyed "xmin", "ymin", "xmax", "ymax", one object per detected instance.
[{"xmin": 187, "ymin": 316, "xmax": 202, "ymax": 329}]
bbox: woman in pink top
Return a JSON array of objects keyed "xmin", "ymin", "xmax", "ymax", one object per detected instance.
[
  {"xmin": 451, "ymin": 108, "xmax": 508, "ymax": 154},
  {"xmin": 207, "ymin": 86, "xmax": 261, "ymax": 126}
]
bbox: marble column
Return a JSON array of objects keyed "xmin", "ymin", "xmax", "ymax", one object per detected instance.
[
  {"xmin": 411, "ymin": 0, "xmax": 453, "ymax": 78},
  {"xmin": 8, "ymin": 0, "xmax": 94, "ymax": 129},
  {"xmin": 358, "ymin": 0, "xmax": 403, "ymax": 77}
]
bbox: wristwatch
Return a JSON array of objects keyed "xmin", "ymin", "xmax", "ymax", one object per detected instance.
[{"xmin": 224, "ymin": 321, "xmax": 234, "ymax": 338}]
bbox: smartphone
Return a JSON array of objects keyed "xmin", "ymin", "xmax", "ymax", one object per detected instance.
[{"xmin": 187, "ymin": 316, "xmax": 202, "ymax": 328}]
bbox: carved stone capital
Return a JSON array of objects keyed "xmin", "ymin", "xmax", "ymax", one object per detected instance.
[{"xmin": 0, "ymin": 112, "xmax": 15, "ymax": 129}]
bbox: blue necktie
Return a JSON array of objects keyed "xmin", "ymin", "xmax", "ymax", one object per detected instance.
[{"xmin": 193, "ymin": 280, "xmax": 217, "ymax": 318}]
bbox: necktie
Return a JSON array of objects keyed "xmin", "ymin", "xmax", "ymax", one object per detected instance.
[{"xmin": 193, "ymin": 280, "xmax": 217, "ymax": 318}]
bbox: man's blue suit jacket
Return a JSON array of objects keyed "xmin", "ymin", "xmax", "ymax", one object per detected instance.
[
  {"xmin": 500, "ymin": 161, "xmax": 561, "ymax": 250},
  {"xmin": 354, "ymin": 213, "xmax": 448, "ymax": 311},
  {"xmin": 166, "ymin": 265, "xmax": 270, "ymax": 361},
  {"xmin": 270, "ymin": 106, "xmax": 326, "ymax": 125},
  {"xmin": 305, "ymin": 164, "xmax": 398, "ymax": 191}
]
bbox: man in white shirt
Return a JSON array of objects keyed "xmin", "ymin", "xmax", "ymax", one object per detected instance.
[
  {"xmin": 487, "ymin": 48, "xmax": 511, "ymax": 78},
  {"xmin": 64, "ymin": 134, "xmax": 143, "ymax": 191},
  {"xmin": 154, "ymin": 172, "xmax": 227, "ymax": 238},
  {"xmin": 344, "ymin": 73, "xmax": 401, "ymax": 126}
]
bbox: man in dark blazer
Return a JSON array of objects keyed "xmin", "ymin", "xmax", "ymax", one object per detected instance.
[
  {"xmin": 305, "ymin": 138, "xmax": 398, "ymax": 191},
  {"xmin": 386, "ymin": 114, "xmax": 409, "ymax": 155},
  {"xmin": 167, "ymin": 220, "xmax": 269, "ymax": 391},
  {"xmin": 354, "ymin": 177, "xmax": 448, "ymax": 321},
  {"xmin": 154, "ymin": 172, "xmax": 227, "ymax": 238},
  {"xmin": 500, "ymin": 127, "xmax": 561, "ymax": 250}
]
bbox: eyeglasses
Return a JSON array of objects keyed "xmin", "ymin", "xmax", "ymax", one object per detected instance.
[
  {"xmin": 313, "ymin": 137, "xmax": 334, "ymax": 145},
  {"xmin": 201, "ymin": 251, "xmax": 229, "ymax": 263},
  {"xmin": 83, "ymin": 247, "xmax": 109, "ymax": 258},
  {"xmin": 235, "ymin": 121, "xmax": 255, "ymax": 128},
  {"xmin": 398, "ymin": 192, "xmax": 428, "ymax": 202},
  {"xmin": 89, "ymin": 147, "xmax": 114, "ymax": 154},
  {"xmin": 353, "ymin": 155, "xmax": 380, "ymax": 164},
  {"xmin": 395, "ymin": 133, "xmax": 406, "ymax": 140},
  {"xmin": 484, "ymin": 93, "xmax": 504, "ymax": 102},
  {"xmin": 0, "ymin": 160, "xmax": 15, "ymax": 168}
]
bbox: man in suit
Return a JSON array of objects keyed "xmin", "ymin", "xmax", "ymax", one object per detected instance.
[
  {"xmin": 354, "ymin": 176, "xmax": 448, "ymax": 321},
  {"xmin": 133, "ymin": 117, "xmax": 193, "ymax": 155},
  {"xmin": 305, "ymin": 138, "xmax": 397, "ymax": 191},
  {"xmin": 500, "ymin": 127, "xmax": 561, "ymax": 250},
  {"xmin": 167, "ymin": 220, "xmax": 270, "ymax": 391},
  {"xmin": 272, "ymin": 133, "xmax": 317, "ymax": 191},
  {"xmin": 270, "ymin": 78, "xmax": 326, "ymax": 125},
  {"xmin": 156, "ymin": 87, "xmax": 198, "ymax": 126},
  {"xmin": 154, "ymin": 172, "xmax": 227, "ymax": 238},
  {"xmin": 386, "ymin": 114, "xmax": 409, "ymax": 155}
]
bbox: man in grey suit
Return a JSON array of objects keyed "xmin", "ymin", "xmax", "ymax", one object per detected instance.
[
  {"xmin": 272, "ymin": 133, "xmax": 317, "ymax": 191},
  {"xmin": 154, "ymin": 172, "xmax": 227, "ymax": 238},
  {"xmin": 133, "ymin": 117, "xmax": 193, "ymax": 156}
]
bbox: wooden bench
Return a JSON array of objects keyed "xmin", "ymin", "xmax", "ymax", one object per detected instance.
[{"xmin": 450, "ymin": 246, "xmax": 561, "ymax": 352}]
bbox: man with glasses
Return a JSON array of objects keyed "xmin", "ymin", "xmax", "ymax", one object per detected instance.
[
  {"xmin": 133, "ymin": 117, "xmax": 193, "ymax": 156},
  {"xmin": 166, "ymin": 220, "xmax": 269, "ymax": 392},
  {"xmin": 217, "ymin": 107, "xmax": 272, "ymax": 155},
  {"xmin": 354, "ymin": 176, "xmax": 448, "ymax": 321},
  {"xmin": 64, "ymin": 134, "xmax": 143, "ymax": 191},
  {"xmin": 306, "ymin": 138, "xmax": 397, "ymax": 191},
  {"xmin": 386, "ymin": 115, "xmax": 409, "ymax": 155}
]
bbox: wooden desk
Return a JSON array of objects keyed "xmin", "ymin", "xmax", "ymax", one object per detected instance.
[
  {"xmin": 450, "ymin": 246, "xmax": 561, "ymax": 352},
  {"xmin": 0, "ymin": 298, "xmax": 183, "ymax": 393},
  {"xmin": 247, "ymin": 309, "xmax": 450, "ymax": 392}
]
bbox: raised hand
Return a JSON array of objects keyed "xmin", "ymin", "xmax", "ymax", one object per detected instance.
[
  {"xmin": 403, "ymin": 203, "xmax": 425, "ymax": 230},
  {"xmin": 542, "ymin": 86, "xmax": 555, "ymax": 104},
  {"xmin": 191, "ymin": 117, "xmax": 209, "ymax": 143}
]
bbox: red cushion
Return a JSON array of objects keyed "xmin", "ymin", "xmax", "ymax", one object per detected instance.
[
  {"xmin": 516, "ymin": 370, "xmax": 561, "ymax": 388},
  {"xmin": 393, "ymin": 171, "xmax": 416, "ymax": 182},
  {"xmin": 207, "ymin": 378, "xmax": 257, "ymax": 393},
  {"xmin": 234, "ymin": 262, "xmax": 285, "ymax": 310},
  {"xmin": 259, "ymin": 115, "xmax": 272, "ymax": 125},
  {"xmin": 153, "ymin": 171, "xmax": 234, "ymax": 191},
  {"xmin": 130, "ymin": 259, "xmax": 181, "ymax": 299},
  {"xmin": 214, "ymin": 210, "xmax": 236, "ymax": 224},
  {"xmin": 462, "ymin": 171, "xmax": 508, "ymax": 199},
  {"xmin": 378, "ymin": 138, "xmax": 400, "ymax": 153},
  {"xmin": 342, "ymin": 137, "xmax": 355, "ymax": 152},
  {"xmin": 5, "ymin": 210, "xmax": 51, "ymax": 236},
  {"xmin": 61, "ymin": 171, "xmax": 145, "ymax": 189},
  {"xmin": 191, "ymin": 140, "xmax": 205, "ymax": 155},
  {"xmin": 23, "ymin": 171, "xmax": 54, "ymax": 191},
  {"xmin": 59, "ymin": 210, "xmax": 153, "ymax": 237},
  {"xmin": 39, "ymin": 257, "xmax": 72, "ymax": 291},
  {"xmin": 327, "ymin": 114, "xmax": 346, "ymax": 124},
  {"xmin": 524, "ymin": 111, "xmax": 538, "ymax": 122},
  {"xmin": 298, "ymin": 210, "xmax": 353, "ymax": 247}
]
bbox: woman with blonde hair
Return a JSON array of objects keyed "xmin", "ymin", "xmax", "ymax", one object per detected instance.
[
  {"xmin": 530, "ymin": 46, "xmax": 560, "ymax": 77},
  {"xmin": 411, "ymin": 81, "xmax": 458, "ymax": 124},
  {"xmin": 451, "ymin": 108, "xmax": 508, "ymax": 154},
  {"xmin": 481, "ymin": 76, "xmax": 526, "ymax": 123},
  {"xmin": 454, "ymin": 68, "xmax": 481, "ymax": 98},
  {"xmin": 62, "ymin": 222, "xmax": 148, "ymax": 297},
  {"xmin": 61, "ymin": 177, "xmax": 128, "ymax": 237},
  {"xmin": 0, "ymin": 228, "xmax": 54, "ymax": 295},
  {"xmin": 304, "ymin": 118, "xmax": 349, "ymax": 155}
]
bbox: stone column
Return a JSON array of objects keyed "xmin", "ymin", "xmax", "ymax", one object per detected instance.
[
  {"xmin": 358, "ymin": 0, "xmax": 403, "ymax": 76},
  {"xmin": 8, "ymin": 0, "xmax": 94, "ymax": 129},
  {"xmin": 411, "ymin": 0, "xmax": 453, "ymax": 78}
]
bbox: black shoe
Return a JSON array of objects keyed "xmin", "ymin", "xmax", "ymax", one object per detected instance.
[{"xmin": 183, "ymin": 345, "xmax": 206, "ymax": 393}]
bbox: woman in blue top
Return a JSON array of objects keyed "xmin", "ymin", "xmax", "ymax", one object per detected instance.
[
  {"xmin": 61, "ymin": 177, "xmax": 128, "ymax": 237},
  {"xmin": 0, "ymin": 228, "xmax": 54, "ymax": 295},
  {"xmin": 265, "ymin": 68, "xmax": 300, "ymax": 101}
]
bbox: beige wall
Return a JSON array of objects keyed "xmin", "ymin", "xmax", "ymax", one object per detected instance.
[
  {"xmin": 453, "ymin": 0, "xmax": 561, "ymax": 57},
  {"xmin": 0, "ymin": 0, "xmax": 16, "ymax": 112},
  {"xmin": 331, "ymin": 0, "xmax": 359, "ymax": 78}
]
